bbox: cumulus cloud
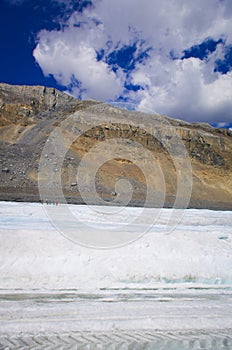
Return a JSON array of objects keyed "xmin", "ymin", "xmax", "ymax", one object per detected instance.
[
  {"xmin": 34, "ymin": 27, "xmax": 123, "ymax": 100},
  {"xmin": 33, "ymin": 0, "xmax": 232, "ymax": 123},
  {"xmin": 132, "ymin": 53, "xmax": 232, "ymax": 122}
]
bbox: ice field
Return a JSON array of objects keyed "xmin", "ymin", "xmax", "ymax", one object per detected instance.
[{"xmin": 0, "ymin": 201, "xmax": 232, "ymax": 348}]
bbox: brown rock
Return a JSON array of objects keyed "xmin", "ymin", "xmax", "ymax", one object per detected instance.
[{"xmin": 0, "ymin": 82, "xmax": 231, "ymax": 210}]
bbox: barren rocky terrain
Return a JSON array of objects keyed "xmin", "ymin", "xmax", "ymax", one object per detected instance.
[{"xmin": 0, "ymin": 82, "xmax": 231, "ymax": 209}]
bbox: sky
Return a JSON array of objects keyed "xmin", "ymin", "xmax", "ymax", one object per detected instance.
[{"xmin": 0, "ymin": 0, "xmax": 232, "ymax": 126}]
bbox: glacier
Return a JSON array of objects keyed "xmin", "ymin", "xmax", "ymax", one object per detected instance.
[{"xmin": 0, "ymin": 201, "xmax": 232, "ymax": 348}]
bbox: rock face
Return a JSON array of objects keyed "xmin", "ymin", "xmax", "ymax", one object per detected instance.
[{"xmin": 0, "ymin": 82, "xmax": 232, "ymax": 209}]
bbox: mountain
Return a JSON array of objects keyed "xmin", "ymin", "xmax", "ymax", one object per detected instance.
[{"xmin": 0, "ymin": 82, "xmax": 231, "ymax": 210}]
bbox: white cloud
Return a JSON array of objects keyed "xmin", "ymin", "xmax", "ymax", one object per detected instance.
[
  {"xmin": 33, "ymin": 0, "xmax": 232, "ymax": 123},
  {"xmin": 34, "ymin": 26, "xmax": 123, "ymax": 100},
  {"xmin": 132, "ymin": 55, "xmax": 232, "ymax": 122}
]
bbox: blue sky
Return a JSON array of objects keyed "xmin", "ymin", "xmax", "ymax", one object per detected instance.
[{"xmin": 0, "ymin": 0, "xmax": 232, "ymax": 126}]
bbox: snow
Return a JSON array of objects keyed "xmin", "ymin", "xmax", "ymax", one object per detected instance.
[
  {"xmin": 0, "ymin": 201, "xmax": 232, "ymax": 338},
  {"xmin": 0, "ymin": 201, "xmax": 231, "ymax": 290}
]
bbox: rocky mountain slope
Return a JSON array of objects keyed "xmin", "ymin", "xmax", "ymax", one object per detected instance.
[{"xmin": 0, "ymin": 82, "xmax": 231, "ymax": 209}]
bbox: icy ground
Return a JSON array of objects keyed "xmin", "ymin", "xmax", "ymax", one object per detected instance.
[{"xmin": 0, "ymin": 201, "xmax": 232, "ymax": 348}]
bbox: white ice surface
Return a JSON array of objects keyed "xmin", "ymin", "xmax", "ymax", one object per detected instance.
[
  {"xmin": 0, "ymin": 201, "xmax": 231, "ymax": 290},
  {"xmin": 0, "ymin": 201, "xmax": 232, "ymax": 336}
]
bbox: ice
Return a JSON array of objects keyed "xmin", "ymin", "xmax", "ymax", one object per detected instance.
[
  {"xmin": 0, "ymin": 201, "xmax": 231, "ymax": 290},
  {"xmin": 0, "ymin": 201, "xmax": 232, "ymax": 343}
]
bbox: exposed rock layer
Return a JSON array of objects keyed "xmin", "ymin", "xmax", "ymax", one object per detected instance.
[{"xmin": 0, "ymin": 83, "xmax": 231, "ymax": 209}]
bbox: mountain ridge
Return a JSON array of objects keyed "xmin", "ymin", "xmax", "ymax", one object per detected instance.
[{"xmin": 0, "ymin": 82, "xmax": 231, "ymax": 210}]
